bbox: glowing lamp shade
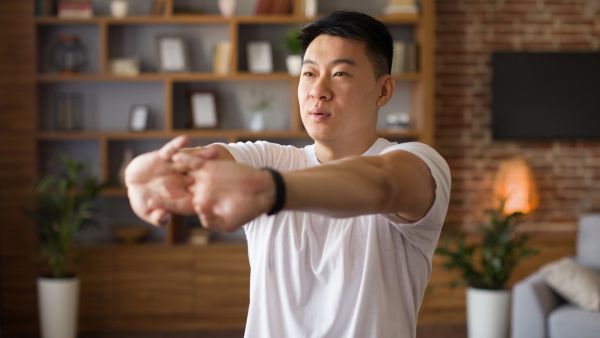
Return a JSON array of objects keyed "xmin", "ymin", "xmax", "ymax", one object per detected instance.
[{"xmin": 493, "ymin": 157, "xmax": 539, "ymax": 215}]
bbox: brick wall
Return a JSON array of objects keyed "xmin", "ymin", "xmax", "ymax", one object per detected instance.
[{"xmin": 435, "ymin": 0, "xmax": 600, "ymax": 232}]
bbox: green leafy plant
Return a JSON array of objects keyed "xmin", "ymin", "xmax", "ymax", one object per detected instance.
[
  {"xmin": 436, "ymin": 200, "xmax": 538, "ymax": 290},
  {"xmin": 284, "ymin": 28, "xmax": 302, "ymax": 55},
  {"xmin": 29, "ymin": 156, "xmax": 104, "ymax": 278},
  {"xmin": 250, "ymin": 88, "xmax": 272, "ymax": 112}
]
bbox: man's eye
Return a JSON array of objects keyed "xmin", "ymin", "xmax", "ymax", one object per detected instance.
[
  {"xmin": 333, "ymin": 72, "xmax": 347, "ymax": 77},
  {"xmin": 302, "ymin": 72, "xmax": 315, "ymax": 77}
]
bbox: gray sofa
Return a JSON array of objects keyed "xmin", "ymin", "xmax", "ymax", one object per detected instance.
[{"xmin": 512, "ymin": 214, "xmax": 600, "ymax": 338}]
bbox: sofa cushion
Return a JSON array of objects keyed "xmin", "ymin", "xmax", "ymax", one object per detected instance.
[
  {"xmin": 549, "ymin": 304, "xmax": 600, "ymax": 338},
  {"xmin": 578, "ymin": 214, "xmax": 600, "ymax": 271},
  {"xmin": 540, "ymin": 257, "xmax": 600, "ymax": 311}
]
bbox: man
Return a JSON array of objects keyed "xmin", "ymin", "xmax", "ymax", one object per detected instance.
[{"xmin": 126, "ymin": 11, "xmax": 450, "ymax": 338}]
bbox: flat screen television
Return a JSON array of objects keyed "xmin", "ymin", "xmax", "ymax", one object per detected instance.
[{"xmin": 491, "ymin": 52, "xmax": 600, "ymax": 140}]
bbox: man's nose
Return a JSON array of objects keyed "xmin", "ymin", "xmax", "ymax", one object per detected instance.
[{"xmin": 309, "ymin": 76, "xmax": 332, "ymax": 101}]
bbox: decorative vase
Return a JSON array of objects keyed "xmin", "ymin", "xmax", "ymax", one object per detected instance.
[
  {"xmin": 50, "ymin": 35, "xmax": 87, "ymax": 74},
  {"xmin": 249, "ymin": 111, "xmax": 265, "ymax": 132},
  {"xmin": 286, "ymin": 55, "xmax": 302, "ymax": 76},
  {"xmin": 53, "ymin": 92, "xmax": 83, "ymax": 131},
  {"xmin": 467, "ymin": 287, "xmax": 511, "ymax": 338},
  {"xmin": 38, "ymin": 277, "xmax": 80, "ymax": 338},
  {"xmin": 218, "ymin": 0, "xmax": 237, "ymax": 17},
  {"xmin": 304, "ymin": 0, "xmax": 317, "ymax": 17},
  {"xmin": 385, "ymin": 112, "xmax": 410, "ymax": 129},
  {"xmin": 110, "ymin": 0, "xmax": 129, "ymax": 18}
]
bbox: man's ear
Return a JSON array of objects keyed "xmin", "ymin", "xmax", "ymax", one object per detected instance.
[{"xmin": 376, "ymin": 75, "xmax": 395, "ymax": 107}]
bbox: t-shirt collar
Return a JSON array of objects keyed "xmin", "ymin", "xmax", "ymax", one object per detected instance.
[{"xmin": 305, "ymin": 138, "xmax": 394, "ymax": 166}]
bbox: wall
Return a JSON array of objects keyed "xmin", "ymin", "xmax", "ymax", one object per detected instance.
[
  {"xmin": 0, "ymin": 0, "xmax": 38, "ymax": 334},
  {"xmin": 436, "ymin": 0, "xmax": 600, "ymax": 232}
]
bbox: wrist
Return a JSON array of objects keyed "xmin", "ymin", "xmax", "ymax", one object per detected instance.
[{"xmin": 261, "ymin": 167, "xmax": 286, "ymax": 216}]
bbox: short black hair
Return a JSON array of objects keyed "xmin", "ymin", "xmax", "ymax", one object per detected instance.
[{"xmin": 299, "ymin": 11, "xmax": 393, "ymax": 78}]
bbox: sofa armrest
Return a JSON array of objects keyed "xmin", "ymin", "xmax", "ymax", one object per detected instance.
[{"xmin": 511, "ymin": 270, "xmax": 564, "ymax": 338}]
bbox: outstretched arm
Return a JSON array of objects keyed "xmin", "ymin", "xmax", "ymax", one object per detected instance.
[
  {"xmin": 285, "ymin": 150, "xmax": 435, "ymax": 221},
  {"xmin": 182, "ymin": 149, "xmax": 435, "ymax": 231},
  {"xmin": 124, "ymin": 136, "xmax": 233, "ymax": 226}
]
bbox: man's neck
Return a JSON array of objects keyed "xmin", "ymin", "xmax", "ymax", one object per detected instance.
[{"xmin": 314, "ymin": 134, "xmax": 378, "ymax": 163}]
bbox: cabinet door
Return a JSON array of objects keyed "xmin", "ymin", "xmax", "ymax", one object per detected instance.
[
  {"xmin": 193, "ymin": 245, "xmax": 250, "ymax": 326},
  {"xmin": 113, "ymin": 246, "xmax": 195, "ymax": 316},
  {"xmin": 78, "ymin": 247, "xmax": 115, "ymax": 330}
]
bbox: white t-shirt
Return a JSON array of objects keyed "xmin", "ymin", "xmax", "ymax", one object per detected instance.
[{"xmin": 222, "ymin": 138, "xmax": 451, "ymax": 338}]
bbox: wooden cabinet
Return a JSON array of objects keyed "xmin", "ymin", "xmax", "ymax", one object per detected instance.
[{"xmin": 76, "ymin": 244, "xmax": 250, "ymax": 331}]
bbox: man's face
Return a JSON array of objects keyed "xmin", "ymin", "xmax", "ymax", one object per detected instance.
[{"xmin": 298, "ymin": 34, "xmax": 385, "ymax": 144}]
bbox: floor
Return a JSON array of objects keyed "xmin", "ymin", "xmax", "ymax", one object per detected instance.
[{"xmin": 79, "ymin": 324, "xmax": 467, "ymax": 338}]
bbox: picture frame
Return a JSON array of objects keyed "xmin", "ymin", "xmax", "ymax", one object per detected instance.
[
  {"xmin": 247, "ymin": 41, "xmax": 273, "ymax": 73},
  {"xmin": 188, "ymin": 91, "xmax": 218, "ymax": 129},
  {"xmin": 128, "ymin": 105, "xmax": 150, "ymax": 131},
  {"xmin": 157, "ymin": 35, "xmax": 189, "ymax": 72}
]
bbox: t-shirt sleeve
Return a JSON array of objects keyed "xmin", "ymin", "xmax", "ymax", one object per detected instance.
[
  {"xmin": 379, "ymin": 142, "xmax": 451, "ymax": 229},
  {"xmin": 377, "ymin": 142, "xmax": 451, "ymax": 258},
  {"xmin": 219, "ymin": 141, "xmax": 302, "ymax": 171}
]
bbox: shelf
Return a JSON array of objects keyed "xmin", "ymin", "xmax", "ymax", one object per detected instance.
[
  {"xmin": 35, "ymin": 13, "xmax": 420, "ymax": 25},
  {"xmin": 36, "ymin": 13, "xmax": 420, "ymax": 25},
  {"xmin": 171, "ymin": 72, "xmax": 294, "ymax": 81},
  {"xmin": 35, "ymin": 15, "xmax": 303, "ymax": 26},
  {"xmin": 36, "ymin": 17, "xmax": 106, "ymax": 25},
  {"xmin": 36, "ymin": 16, "xmax": 229, "ymax": 25},
  {"xmin": 37, "ymin": 72, "xmax": 297, "ymax": 82},
  {"xmin": 101, "ymin": 186, "xmax": 127, "ymax": 197},
  {"xmin": 377, "ymin": 129, "xmax": 421, "ymax": 139},
  {"xmin": 394, "ymin": 73, "xmax": 421, "ymax": 81},
  {"xmin": 37, "ymin": 73, "xmax": 166, "ymax": 82},
  {"xmin": 234, "ymin": 15, "xmax": 309, "ymax": 24},
  {"xmin": 37, "ymin": 131, "xmax": 168, "ymax": 140},
  {"xmin": 36, "ymin": 129, "xmax": 310, "ymax": 141},
  {"xmin": 378, "ymin": 13, "xmax": 420, "ymax": 24}
]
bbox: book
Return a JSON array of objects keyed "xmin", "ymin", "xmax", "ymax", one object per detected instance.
[
  {"xmin": 151, "ymin": 0, "xmax": 167, "ymax": 16},
  {"xmin": 391, "ymin": 41, "xmax": 419, "ymax": 73},
  {"xmin": 58, "ymin": 0, "xmax": 93, "ymax": 19},
  {"xmin": 384, "ymin": 0, "xmax": 418, "ymax": 14},
  {"xmin": 255, "ymin": 0, "xmax": 273, "ymax": 15},
  {"xmin": 391, "ymin": 41, "xmax": 405, "ymax": 75},
  {"xmin": 213, "ymin": 42, "xmax": 232, "ymax": 75},
  {"xmin": 271, "ymin": 0, "xmax": 292, "ymax": 14},
  {"xmin": 405, "ymin": 42, "xmax": 419, "ymax": 72}
]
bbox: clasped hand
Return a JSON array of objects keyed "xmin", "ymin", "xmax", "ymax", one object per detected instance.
[{"xmin": 125, "ymin": 136, "xmax": 275, "ymax": 231}]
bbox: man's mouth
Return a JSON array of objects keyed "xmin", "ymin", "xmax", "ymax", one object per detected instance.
[{"xmin": 308, "ymin": 110, "xmax": 331, "ymax": 121}]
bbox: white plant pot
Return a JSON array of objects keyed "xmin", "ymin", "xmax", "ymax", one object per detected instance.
[
  {"xmin": 110, "ymin": 0, "xmax": 128, "ymax": 18},
  {"xmin": 467, "ymin": 287, "xmax": 510, "ymax": 338},
  {"xmin": 38, "ymin": 277, "xmax": 80, "ymax": 338},
  {"xmin": 304, "ymin": 0, "xmax": 317, "ymax": 17},
  {"xmin": 286, "ymin": 55, "xmax": 302, "ymax": 76},
  {"xmin": 218, "ymin": 0, "xmax": 237, "ymax": 17}
]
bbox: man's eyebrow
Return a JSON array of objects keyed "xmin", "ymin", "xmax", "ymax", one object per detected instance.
[
  {"xmin": 332, "ymin": 58, "xmax": 357, "ymax": 66},
  {"xmin": 302, "ymin": 58, "xmax": 357, "ymax": 66}
]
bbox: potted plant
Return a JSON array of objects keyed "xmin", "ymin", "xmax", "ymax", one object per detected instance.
[
  {"xmin": 248, "ymin": 88, "xmax": 272, "ymax": 132},
  {"xmin": 28, "ymin": 156, "xmax": 104, "ymax": 338},
  {"xmin": 284, "ymin": 28, "xmax": 302, "ymax": 76},
  {"xmin": 436, "ymin": 200, "xmax": 538, "ymax": 338}
]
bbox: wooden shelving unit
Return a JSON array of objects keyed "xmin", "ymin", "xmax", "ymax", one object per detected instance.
[
  {"xmin": 35, "ymin": 0, "xmax": 434, "ymax": 246},
  {"xmin": 32, "ymin": 0, "xmax": 435, "ymax": 330}
]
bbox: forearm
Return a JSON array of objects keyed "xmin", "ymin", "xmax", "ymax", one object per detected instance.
[
  {"xmin": 282, "ymin": 151, "xmax": 433, "ymax": 220},
  {"xmin": 284, "ymin": 157, "xmax": 389, "ymax": 217}
]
